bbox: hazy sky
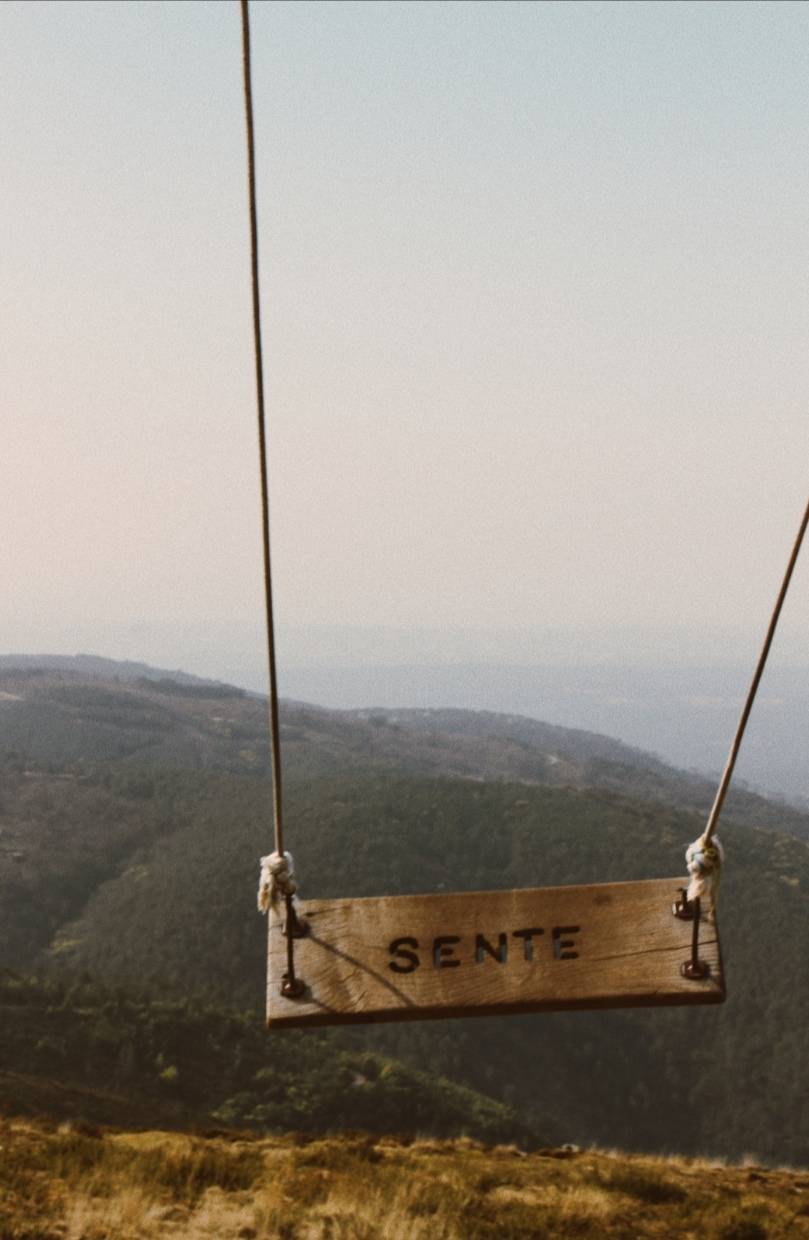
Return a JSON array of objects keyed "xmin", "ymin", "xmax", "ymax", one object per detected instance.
[{"xmin": 3, "ymin": 0, "xmax": 808, "ymax": 687}]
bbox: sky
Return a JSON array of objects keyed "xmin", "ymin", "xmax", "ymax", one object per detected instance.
[{"xmin": 3, "ymin": 0, "xmax": 808, "ymax": 691}]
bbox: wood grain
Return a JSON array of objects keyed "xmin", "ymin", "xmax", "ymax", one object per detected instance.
[{"xmin": 266, "ymin": 878, "xmax": 724, "ymax": 1028}]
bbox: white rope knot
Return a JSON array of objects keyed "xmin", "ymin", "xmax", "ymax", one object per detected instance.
[
  {"xmin": 257, "ymin": 850, "xmax": 298, "ymax": 915},
  {"xmin": 685, "ymin": 833, "xmax": 724, "ymax": 912}
]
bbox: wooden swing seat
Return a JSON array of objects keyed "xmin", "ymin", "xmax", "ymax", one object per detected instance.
[{"xmin": 267, "ymin": 876, "xmax": 724, "ymax": 1028}]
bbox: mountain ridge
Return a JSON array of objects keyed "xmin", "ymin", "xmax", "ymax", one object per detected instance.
[{"xmin": 1, "ymin": 656, "xmax": 806, "ymax": 841}]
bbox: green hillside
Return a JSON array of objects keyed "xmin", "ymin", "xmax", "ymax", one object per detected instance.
[
  {"xmin": 17, "ymin": 767, "xmax": 806, "ymax": 1165},
  {"xmin": 1, "ymin": 663, "xmax": 807, "ymax": 1164},
  {"xmin": 0, "ymin": 972, "xmax": 527, "ymax": 1144}
]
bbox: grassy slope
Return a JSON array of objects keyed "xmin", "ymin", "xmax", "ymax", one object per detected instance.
[{"xmin": 2, "ymin": 1118, "xmax": 808, "ymax": 1240}]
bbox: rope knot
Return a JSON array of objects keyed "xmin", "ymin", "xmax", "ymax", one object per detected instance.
[
  {"xmin": 685, "ymin": 833, "xmax": 724, "ymax": 911},
  {"xmin": 258, "ymin": 850, "xmax": 298, "ymax": 914}
]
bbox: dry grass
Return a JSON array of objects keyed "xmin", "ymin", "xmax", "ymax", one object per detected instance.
[{"xmin": 1, "ymin": 1117, "xmax": 808, "ymax": 1239}]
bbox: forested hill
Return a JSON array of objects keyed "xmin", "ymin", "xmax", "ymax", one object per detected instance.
[
  {"xmin": 0, "ymin": 660, "xmax": 807, "ymax": 1165},
  {"xmin": 0, "ymin": 660, "xmax": 806, "ymax": 839},
  {"xmin": 0, "ymin": 973, "xmax": 528, "ymax": 1144}
]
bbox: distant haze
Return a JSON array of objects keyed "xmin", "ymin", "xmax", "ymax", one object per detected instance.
[{"xmin": 277, "ymin": 655, "xmax": 809, "ymax": 805}]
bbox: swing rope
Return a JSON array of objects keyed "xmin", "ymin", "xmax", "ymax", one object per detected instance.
[
  {"xmin": 685, "ymin": 494, "xmax": 809, "ymax": 906},
  {"xmin": 240, "ymin": 0, "xmax": 283, "ymax": 857},
  {"xmin": 241, "ymin": 0, "xmax": 303, "ymax": 974},
  {"xmin": 240, "ymin": 0, "xmax": 281, "ymax": 853}
]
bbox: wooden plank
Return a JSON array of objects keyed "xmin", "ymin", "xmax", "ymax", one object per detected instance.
[{"xmin": 266, "ymin": 877, "xmax": 724, "ymax": 1028}]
